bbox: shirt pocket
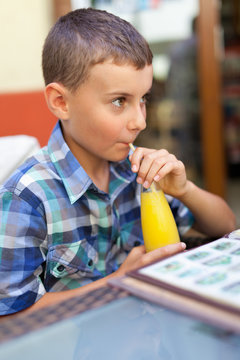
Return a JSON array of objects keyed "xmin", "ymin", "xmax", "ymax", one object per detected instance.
[{"xmin": 48, "ymin": 239, "xmax": 98, "ymax": 279}]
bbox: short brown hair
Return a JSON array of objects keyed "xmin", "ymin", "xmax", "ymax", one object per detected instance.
[{"xmin": 42, "ymin": 8, "xmax": 153, "ymax": 92}]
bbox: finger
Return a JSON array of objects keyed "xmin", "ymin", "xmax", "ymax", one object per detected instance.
[
  {"xmin": 129, "ymin": 147, "xmax": 144, "ymax": 173},
  {"xmin": 154, "ymin": 159, "xmax": 184, "ymax": 181},
  {"xmin": 130, "ymin": 147, "xmax": 155, "ymax": 174},
  {"xmin": 143, "ymin": 242, "xmax": 186, "ymax": 266},
  {"xmin": 137, "ymin": 156, "xmax": 155, "ymax": 185},
  {"xmin": 137, "ymin": 149, "xmax": 169, "ymax": 183},
  {"xmin": 131, "ymin": 245, "xmax": 146, "ymax": 256},
  {"xmin": 143, "ymin": 154, "xmax": 176, "ymax": 187},
  {"xmin": 138, "ymin": 150, "xmax": 171, "ymax": 187}
]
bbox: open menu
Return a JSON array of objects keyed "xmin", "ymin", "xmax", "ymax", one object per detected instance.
[{"xmin": 108, "ymin": 229, "xmax": 240, "ymax": 333}]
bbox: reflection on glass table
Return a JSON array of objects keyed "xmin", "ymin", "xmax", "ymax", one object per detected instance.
[{"xmin": 0, "ymin": 292, "xmax": 239, "ymax": 360}]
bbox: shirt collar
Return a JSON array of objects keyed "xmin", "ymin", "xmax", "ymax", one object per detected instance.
[
  {"xmin": 47, "ymin": 121, "xmax": 136, "ymax": 204},
  {"xmin": 48, "ymin": 121, "xmax": 92, "ymax": 204}
]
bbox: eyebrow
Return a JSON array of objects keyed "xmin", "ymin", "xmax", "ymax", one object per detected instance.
[
  {"xmin": 106, "ymin": 87, "xmax": 152, "ymax": 97},
  {"xmin": 145, "ymin": 88, "xmax": 152, "ymax": 95},
  {"xmin": 105, "ymin": 91, "xmax": 132, "ymax": 97}
]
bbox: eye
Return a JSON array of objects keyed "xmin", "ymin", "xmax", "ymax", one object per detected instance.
[
  {"xmin": 112, "ymin": 97, "xmax": 125, "ymax": 108},
  {"xmin": 140, "ymin": 93, "xmax": 151, "ymax": 105}
]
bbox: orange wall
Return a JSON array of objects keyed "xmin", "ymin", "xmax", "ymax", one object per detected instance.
[{"xmin": 0, "ymin": 91, "xmax": 57, "ymax": 147}]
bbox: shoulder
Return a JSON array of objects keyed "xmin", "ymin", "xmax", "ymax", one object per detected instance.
[{"xmin": 0, "ymin": 147, "xmax": 61, "ymax": 206}]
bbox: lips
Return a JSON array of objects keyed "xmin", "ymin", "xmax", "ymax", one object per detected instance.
[{"xmin": 120, "ymin": 141, "xmax": 135, "ymax": 146}]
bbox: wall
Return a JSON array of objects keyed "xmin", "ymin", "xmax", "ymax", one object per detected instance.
[
  {"xmin": 0, "ymin": 0, "xmax": 53, "ymax": 93},
  {"xmin": 0, "ymin": 0, "xmax": 56, "ymax": 146}
]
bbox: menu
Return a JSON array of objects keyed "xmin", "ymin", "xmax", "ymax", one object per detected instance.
[{"xmin": 108, "ymin": 229, "xmax": 240, "ymax": 333}]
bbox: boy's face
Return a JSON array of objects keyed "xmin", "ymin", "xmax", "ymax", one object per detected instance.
[{"xmin": 62, "ymin": 61, "xmax": 153, "ymax": 163}]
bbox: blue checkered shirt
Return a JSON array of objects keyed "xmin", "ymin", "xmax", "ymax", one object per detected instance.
[{"xmin": 0, "ymin": 121, "xmax": 194, "ymax": 314}]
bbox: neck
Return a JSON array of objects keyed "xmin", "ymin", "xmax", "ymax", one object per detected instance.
[{"xmin": 63, "ymin": 130, "xmax": 110, "ymax": 192}]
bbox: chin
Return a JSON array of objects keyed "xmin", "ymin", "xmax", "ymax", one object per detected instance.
[{"xmin": 109, "ymin": 150, "xmax": 129, "ymax": 162}]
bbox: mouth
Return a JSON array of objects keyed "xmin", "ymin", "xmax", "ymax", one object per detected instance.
[
  {"xmin": 118, "ymin": 142, "xmax": 132, "ymax": 147},
  {"xmin": 120, "ymin": 140, "xmax": 136, "ymax": 146}
]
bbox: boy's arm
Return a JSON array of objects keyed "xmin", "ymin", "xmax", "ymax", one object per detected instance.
[
  {"xmin": 177, "ymin": 180, "xmax": 236, "ymax": 237},
  {"xmin": 0, "ymin": 242, "xmax": 186, "ymax": 320}
]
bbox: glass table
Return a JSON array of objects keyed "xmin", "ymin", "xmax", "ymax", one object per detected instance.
[{"xmin": 0, "ymin": 286, "xmax": 239, "ymax": 360}]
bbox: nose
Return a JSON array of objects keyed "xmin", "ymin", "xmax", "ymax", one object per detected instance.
[{"xmin": 128, "ymin": 105, "xmax": 146, "ymax": 132}]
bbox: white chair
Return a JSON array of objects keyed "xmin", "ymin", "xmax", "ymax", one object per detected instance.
[{"xmin": 0, "ymin": 135, "xmax": 40, "ymax": 184}]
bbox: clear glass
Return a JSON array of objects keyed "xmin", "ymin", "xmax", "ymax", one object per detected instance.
[{"xmin": 140, "ymin": 186, "xmax": 180, "ymax": 252}]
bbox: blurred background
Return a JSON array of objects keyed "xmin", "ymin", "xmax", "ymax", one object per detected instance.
[{"xmin": 0, "ymin": 0, "xmax": 239, "ymax": 225}]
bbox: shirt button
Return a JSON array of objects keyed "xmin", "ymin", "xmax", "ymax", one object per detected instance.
[
  {"xmin": 134, "ymin": 241, "xmax": 141, "ymax": 247},
  {"xmin": 57, "ymin": 265, "xmax": 65, "ymax": 272},
  {"xmin": 88, "ymin": 259, "xmax": 93, "ymax": 267}
]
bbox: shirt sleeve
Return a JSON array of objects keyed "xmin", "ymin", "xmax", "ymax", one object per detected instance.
[
  {"xmin": 0, "ymin": 190, "xmax": 47, "ymax": 315},
  {"xmin": 168, "ymin": 195, "xmax": 195, "ymax": 235}
]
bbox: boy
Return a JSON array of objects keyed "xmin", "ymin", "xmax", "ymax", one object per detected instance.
[{"xmin": 0, "ymin": 8, "xmax": 235, "ymax": 317}]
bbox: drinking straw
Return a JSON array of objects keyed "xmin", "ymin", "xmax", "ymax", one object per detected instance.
[{"xmin": 129, "ymin": 143, "xmax": 156, "ymax": 192}]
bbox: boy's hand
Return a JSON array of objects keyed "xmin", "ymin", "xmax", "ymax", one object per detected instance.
[
  {"xmin": 116, "ymin": 242, "xmax": 186, "ymax": 276},
  {"xmin": 130, "ymin": 147, "xmax": 189, "ymax": 197}
]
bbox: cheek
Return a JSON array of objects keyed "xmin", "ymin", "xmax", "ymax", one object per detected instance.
[
  {"xmin": 143, "ymin": 107, "xmax": 147, "ymax": 118},
  {"xmin": 98, "ymin": 118, "xmax": 123, "ymax": 141},
  {"xmin": 99, "ymin": 126, "xmax": 119, "ymax": 143},
  {"xmin": 141, "ymin": 105, "xmax": 147, "ymax": 119}
]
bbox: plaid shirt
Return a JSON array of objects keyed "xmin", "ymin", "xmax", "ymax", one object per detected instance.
[{"xmin": 0, "ymin": 121, "xmax": 194, "ymax": 314}]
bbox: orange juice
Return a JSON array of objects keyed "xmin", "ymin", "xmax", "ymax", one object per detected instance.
[{"xmin": 141, "ymin": 188, "xmax": 180, "ymax": 252}]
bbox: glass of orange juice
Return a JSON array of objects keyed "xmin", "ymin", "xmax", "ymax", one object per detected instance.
[{"xmin": 141, "ymin": 186, "xmax": 180, "ymax": 252}]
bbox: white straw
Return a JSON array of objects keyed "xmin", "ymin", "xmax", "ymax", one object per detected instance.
[{"xmin": 128, "ymin": 143, "xmax": 135, "ymax": 152}]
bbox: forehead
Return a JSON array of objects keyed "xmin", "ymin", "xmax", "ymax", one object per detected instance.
[{"xmin": 84, "ymin": 61, "xmax": 153, "ymax": 94}]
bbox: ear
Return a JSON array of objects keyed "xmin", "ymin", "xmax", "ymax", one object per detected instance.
[{"xmin": 44, "ymin": 83, "xmax": 70, "ymax": 120}]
